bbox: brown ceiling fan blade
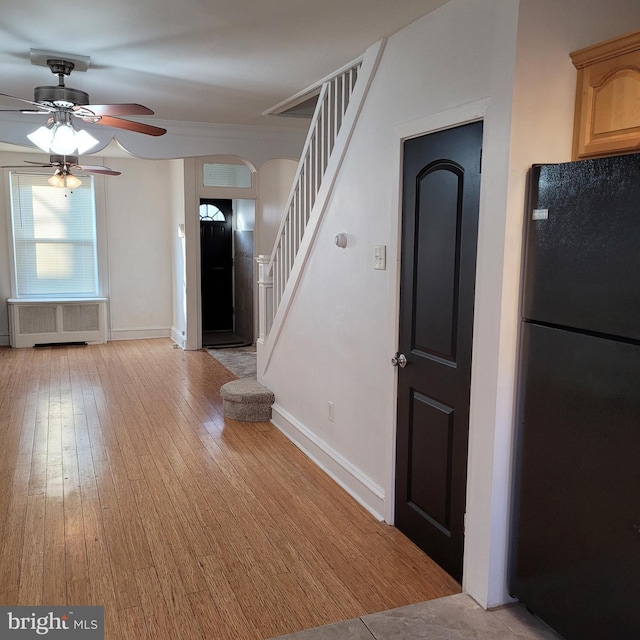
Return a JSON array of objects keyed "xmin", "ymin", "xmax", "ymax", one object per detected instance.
[
  {"xmin": 75, "ymin": 103, "xmax": 154, "ymax": 117},
  {"xmin": 77, "ymin": 165, "xmax": 121, "ymax": 176},
  {"xmin": 86, "ymin": 114, "xmax": 166, "ymax": 136}
]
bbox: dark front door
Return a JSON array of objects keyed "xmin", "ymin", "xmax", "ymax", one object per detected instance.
[
  {"xmin": 200, "ymin": 199, "xmax": 233, "ymax": 333},
  {"xmin": 395, "ymin": 121, "xmax": 482, "ymax": 582}
]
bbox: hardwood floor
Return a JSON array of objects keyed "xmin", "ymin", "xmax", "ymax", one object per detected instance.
[{"xmin": 0, "ymin": 339, "xmax": 460, "ymax": 639}]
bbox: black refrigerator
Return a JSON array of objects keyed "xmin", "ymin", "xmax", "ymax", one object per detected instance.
[{"xmin": 510, "ymin": 153, "xmax": 640, "ymax": 640}]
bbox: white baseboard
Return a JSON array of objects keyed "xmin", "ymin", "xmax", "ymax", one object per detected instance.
[
  {"xmin": 271, "ymin": 403, "xmax": 386, "ymax": 521},
  {"xmin": 0, "ymin": 334, "xmax": 9, "ymax": 347},
  {"xmin": 109, "ymin": 327, "xmax": 171, "ymax": 341}
]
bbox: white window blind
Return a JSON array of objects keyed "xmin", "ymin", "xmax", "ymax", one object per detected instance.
[
  {"xmin": 203, "ymin": 163, "xmax": 252, "ymax": 188},
  {"xmin": 9, "ymin": 173, "xmax": 98, "ymax": 297}
]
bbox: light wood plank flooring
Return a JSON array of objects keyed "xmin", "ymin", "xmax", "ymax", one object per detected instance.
[{"xmin": 0, "ymin": 339, "xmax": 460, "ymax": 639}]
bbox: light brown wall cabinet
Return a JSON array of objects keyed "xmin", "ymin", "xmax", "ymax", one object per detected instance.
[{"xmin": 571, "ymin": 30, "xmax": 640, "ymax": 159}]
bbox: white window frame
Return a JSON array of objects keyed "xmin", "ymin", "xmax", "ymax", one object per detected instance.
[{"xmin": 4, "ymin": 166, "xmax": 109, "ymax": 301}]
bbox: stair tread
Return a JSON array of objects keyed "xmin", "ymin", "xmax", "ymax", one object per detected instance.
[{"xmin": 220, "ymin": 378, "xmax": 275, "ymax": 403}]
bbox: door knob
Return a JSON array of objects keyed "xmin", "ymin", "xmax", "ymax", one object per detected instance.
[{"xmin": 391, "ymin": 352, "xmax": 407, "ymax": 368}]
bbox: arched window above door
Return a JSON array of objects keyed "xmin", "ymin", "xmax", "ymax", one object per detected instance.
[{"xmin": 199, "ymin": 203, "xmax": 226, "ymax": 221}]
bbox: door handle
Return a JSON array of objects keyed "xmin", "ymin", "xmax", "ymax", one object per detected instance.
[{"xmin": 391, "ymin": 352, "xmax": 407, "ymax": 368}]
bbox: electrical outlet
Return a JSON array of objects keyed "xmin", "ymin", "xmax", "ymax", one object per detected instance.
[
  {"xmin": 328, "ymin": 401, "xmax": 334, "ymax": 422},
  {"xmin": 374, "ymin": 245, "xmax": 386, "ymax": 270}
]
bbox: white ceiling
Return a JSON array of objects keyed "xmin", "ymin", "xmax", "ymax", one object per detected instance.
[{"xmin": 0, "ymin": 0, "xmax": 449, "ymax": 135}]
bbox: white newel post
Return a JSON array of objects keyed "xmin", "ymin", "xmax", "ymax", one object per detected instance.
[{"xmin": 256, "ymin": 255, "xmax": 273, "ymax": 343}]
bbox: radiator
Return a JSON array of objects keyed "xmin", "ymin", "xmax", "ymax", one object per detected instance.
[{"xmin": 7, "ymin": 298, "xmax": 108, "ymax": 348}]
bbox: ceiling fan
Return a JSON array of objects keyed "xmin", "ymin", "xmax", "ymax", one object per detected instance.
[
  {"xmin": 1, "ymin": 154, "xmax": 121, "ymax": 189},
  {"xmin": 0, "ymin": 57, "xmax": 166, "ymax": 155}
]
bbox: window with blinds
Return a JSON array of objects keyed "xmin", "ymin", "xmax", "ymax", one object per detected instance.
[
  {"xmin": 202, "ymin": 163, "xmax": 252, "ymax": 188},
  {"xmin": 9, "ymin": 173, "xmax": 98, "ymax": 297}
]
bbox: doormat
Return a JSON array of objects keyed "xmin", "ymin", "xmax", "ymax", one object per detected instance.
[{"xmin": 206, "ymin": 347, "xmax": 257, "ymax": 379}]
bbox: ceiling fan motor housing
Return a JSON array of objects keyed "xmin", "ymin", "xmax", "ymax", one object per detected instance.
[
  {"xmin": 34, "ymin": 85, "xmax": 89, "ymax": 108},
  {"xmin": 33, "ymin": 59, "xmax": 88, "ymax": 108},
  {"xmin": 50, "ymin": 155, "xmax": 79, "ymax": 165}
]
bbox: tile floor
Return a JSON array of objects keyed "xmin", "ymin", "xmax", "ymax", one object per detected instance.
[{"xmin": 270, "ymin": 593, "xmax": 562, "ymax": 640}]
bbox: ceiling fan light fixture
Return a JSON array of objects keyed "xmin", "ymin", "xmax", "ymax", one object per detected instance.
[
  {"xmin": 47, "ymin": 169, "xmax": 82, "ymax": 189},
  {"xmin": 75, "ymin": 129, "xmax": 99, "ymax": 155},
  {"xmin": 64, "ymin": 173, "xmax": 82, "ymax": 189},
  {"xmin": 26, "ymin": 125, "xmax": 54, "ymax": 152},
  {"xmin": 47, "ymin": 170, "xmax": 65, "ymax": 188},
  {"xmin": 27, "ymin": 111, "xmax": 99, "ymax": 155},
  {"xmin": 49, "ymin": 122, "xmax": 77, "ymax": 155}
]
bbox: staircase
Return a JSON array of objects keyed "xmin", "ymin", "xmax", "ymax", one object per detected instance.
[{"xmin": 257, "ymin": 41, "xmax": 385, "ymax": 371}]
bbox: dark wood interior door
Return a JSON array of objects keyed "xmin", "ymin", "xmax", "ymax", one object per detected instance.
[
  {"xmin": 200, "ymin": 199, "xmax": 233, "ymax": 333},
  {"xmin": 395, "ymin": 121, "xmax": 482, "ymax": 582}
]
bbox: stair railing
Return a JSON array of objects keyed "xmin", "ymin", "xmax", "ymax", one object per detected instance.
[
  {"xmin": 257, "ymin": 42, "xmax": 385, "ymax": 367},
  {"xmin": 267, "ymin": 61, "xmax": 361, "ymax": 316}
]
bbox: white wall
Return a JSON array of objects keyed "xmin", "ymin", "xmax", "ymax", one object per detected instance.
[
  {"xmin": 234, "ymin": 198, "xmax": 256, "ymax": 232},
  {"xmin": 259, "ymin": 0, "xmax": 640, "ymax": 610},
  {"xmin": 256, "ymin": 158, "xmax": 298, "ymax": 257},
  {"xmin": 0, "ymin": 151, "xmax": 176, "ymax": 344},
  {"xmin": 100, "ymin": 157, "xmax": 174, "ymax": 340}
]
